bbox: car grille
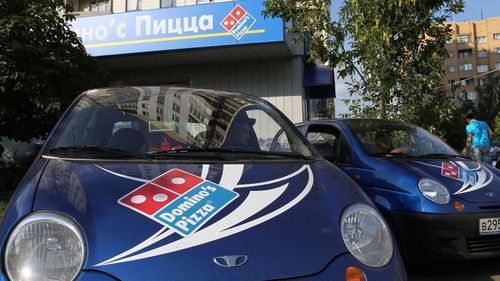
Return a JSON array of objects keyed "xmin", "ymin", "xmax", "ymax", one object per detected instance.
[{"xmin": 467, "ymin": 236, "xmax": 500, "ymax": 253}]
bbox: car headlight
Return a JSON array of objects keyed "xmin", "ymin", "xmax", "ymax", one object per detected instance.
[
  {"xmin": 4, "ymin": 212, "xmax": 86, "ymax": 281},
  {"xmin": 418, "ymin": 178, "xmax": 450, "ymax": 204},
  {"xmin": 340, "ymin": 203, "xmax": 393, "ymax": 268}
]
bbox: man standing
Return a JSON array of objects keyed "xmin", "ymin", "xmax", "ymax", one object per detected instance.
[{"xmin": 465, "ymin": 113, "xmax": 494, "ymax": 162}]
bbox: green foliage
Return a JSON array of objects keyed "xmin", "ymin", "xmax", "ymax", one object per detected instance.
[
  {"xmin": 475, "ymin": 72, "xmax": 500, "ymax": 128},
  {"xmin": 0, "ymin": 0, "xmax": 107, "ymax": 142},
  {"xmin": 264, "ymin": 0, "xmax": 464, "ymax": 136}
]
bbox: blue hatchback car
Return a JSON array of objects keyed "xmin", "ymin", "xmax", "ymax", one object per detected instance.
[
  {"xmin": 0, "ymin": 88, "xmax": 406, "ymax": 281},
  {"xmin": 298, "ymin": 119, "xmax": 500, "ymax": 260}
]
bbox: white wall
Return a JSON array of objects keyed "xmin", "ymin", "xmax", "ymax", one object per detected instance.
[{"xmin": 110, "ymin": 57, "xmax": 305, "ymax": 123}]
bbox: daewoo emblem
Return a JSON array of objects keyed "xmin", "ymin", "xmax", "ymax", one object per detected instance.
[
  {"xmin": 213, "ymin": 255, "xmax": 248, "ymax": 268},
  {"xmin": 485, "ymin": 192, "xmax": 496, "ymax": 198}
]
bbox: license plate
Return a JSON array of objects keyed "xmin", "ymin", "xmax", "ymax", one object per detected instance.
[{"xmin": 479, "ymin": 218, "xmax": 500, "ymax": 235}]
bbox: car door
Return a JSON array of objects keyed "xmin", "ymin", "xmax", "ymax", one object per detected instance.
[{"xmin": 305, "ymin": 124, "xmax": 354, "ymax": 170}]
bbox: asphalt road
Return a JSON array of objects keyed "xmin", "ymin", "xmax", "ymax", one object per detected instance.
[{"xmin": 407, "ymin": 258, "xmax": 500, "ymax": 281}]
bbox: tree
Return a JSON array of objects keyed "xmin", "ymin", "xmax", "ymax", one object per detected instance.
[
  {"xmin": 475, "ymin": 72, "xmax": 500, "ymax": 127},
  {"xmin": 264, "ymin": 0, "xmax": 463, "ymax": 134},
  {"xmin": 0, "ymin": 0, "xmax": 107, "ymax": 142}
]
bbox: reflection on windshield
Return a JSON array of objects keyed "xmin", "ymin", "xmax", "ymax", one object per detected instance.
[
  {"xmin": 47, "ymin": 87, "xmax": 314, "ymax": 159},
  {"xmin": 344, "ymin": 119, "xmax": 459, "ymax": 157}
]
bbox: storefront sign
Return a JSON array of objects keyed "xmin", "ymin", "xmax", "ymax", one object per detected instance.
[{"xmin": 70, "ymin": 0, "xmax": 284, "ymax": 56}]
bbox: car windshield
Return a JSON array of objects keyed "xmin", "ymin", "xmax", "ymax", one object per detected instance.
[
  {"xmin": 343, "ymin": 119, "xmax": 459, "ymax": 158},
  {"xmin": 46, "ymin": 87, "xmax": 316, "ymax": 160}
]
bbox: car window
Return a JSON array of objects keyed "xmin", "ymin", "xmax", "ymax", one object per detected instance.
[
  {"xmin": 344, "ymin": 120, "xmax": 458, "ymax": 157},
  {"xmin": 337, "ymin": 136, "xmax": 352, "ymax": 166},
  {"xmin": 306, "ymin": 125, "xmax": 340, "ymax": 162},
  {"xmin": 46, "ymin": 87, "xmax": 316, "ymax": 160}
]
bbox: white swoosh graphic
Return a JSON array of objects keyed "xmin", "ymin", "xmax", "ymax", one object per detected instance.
[
  {"xmin": 96, "ymin": 165, "xmax": 149, "ymax": 183},
  {"xmin": 454, "ymin": 163, "xmax": 494, "ymax": 195},
  {"xmin": 96, "ymin": 165, "xmax": 313, "ymax": 266}
]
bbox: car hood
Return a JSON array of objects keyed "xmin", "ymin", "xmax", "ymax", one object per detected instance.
[
  {"xmin": 33, "ymin": 159, "xmax": 357, "ymax": 281},
  {"xmin": 384, "ymin": 157, "xmax": 500, "ymax": 203}
]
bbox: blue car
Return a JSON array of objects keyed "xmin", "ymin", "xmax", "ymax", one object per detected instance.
[
  {"xmin": 0, "ymin": 88, "xmax": 406, "ymax": 281},
  {"xmin": 297, "ymin": 119, "xmax": 500, "ymax": 260}
]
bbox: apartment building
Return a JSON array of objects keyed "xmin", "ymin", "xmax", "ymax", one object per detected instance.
[
  {"xmin": 442, "ymin": 17, "xmax": 500, "ymax": 102},
  {"xmin": 67, "ymin": 0, "xmax": 336, "ymax": 122}
]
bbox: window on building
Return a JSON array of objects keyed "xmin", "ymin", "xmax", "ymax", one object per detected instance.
[
  {"xmin": 459, "ymin": 63, "xmax": 473, "ymax": 71},
  {"xmin": 477, "ymin": 65, "xmax": 489, "ymax": 73},
  {"xmin": 172, "ymin": 113, "xmax": 180, "ymax": 123},
  {"xmin": 456, "ymin": 35, "xmax": 470, "ymax": 43},
  {"xmin": 172, "ymin": 103, "xmax": 180, "ymax": 113},
  {"xmin": 476, "ymin": 36, "xmax": 487, "ymax": 44},
  {"xmin": 467, "ymin": 91, "xmax": 477, "ymax": 100},
  {"xmin": 127, "ymin": 0, "xmax": 142, "ymax": 11},
  {"xmin": 447, "ymin": 52, "xmax": 454, "ymax": 58},
  {"xmin": 458, "ymin": 49, "xmax": 472, "ymax": 59},
  {"xmin": 495, "ymin": 48, "xmax": 500, "ymax": 54},
  {"xmin": 494, "ymin": 33, "xmax": 500, "ymax": 40},
  {"xmin": 448, "ymin": 80, "xmax": 455, "ymax": 85},
  {"xmin": 447, "ymin": 66, "xmax": 455, "ymax": 73},
  {"xmin": 477, "ymin": 50, "xmax": 488, "ymax": 58},
  {"xmin": 479, "ymin": 78, "xmax": 487, "ymax": 86},
  {"xmin": 496, "ymin": 62, "xmax": 500, "ymax": 70},
  {"xmin": 446, "ymin": 38, "xmax": 453, "ymax": 44},
  {"xmin": 160, "ymin": 0, "xmax": 173, "ymax": 8},
  {"xmin": 460, "ymin": 78, "xmax": 473, "ymax": 86},
  {"xmin": 90, "ymin": 0, "xmax": 110, "ymax": 11}
]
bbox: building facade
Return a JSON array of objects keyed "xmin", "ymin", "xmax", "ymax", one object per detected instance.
[
  {"xmin": 442, "ymin": 17, "xmax": 500, "ymax": 101},
  {"xmin": 68, "ymin": 0, "xmax": 335, "ymax": 123}
]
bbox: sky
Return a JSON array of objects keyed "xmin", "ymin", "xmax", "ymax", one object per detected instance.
[{"xmin": 332, "ymin": 0, "xmax": 500, "ymax": 117}]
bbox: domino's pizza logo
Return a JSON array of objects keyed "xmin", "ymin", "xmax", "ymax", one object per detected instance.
[
  {"xmin": 220, "ymin": 5, "xmax": 256, "ymax": 40},
  {"xmin": 119, "ymin": 169, "xmax": 239, "ymax": 237},
  {"xmin": 441, "ymin": 162, "xmax": 477, "ymax": 186}
]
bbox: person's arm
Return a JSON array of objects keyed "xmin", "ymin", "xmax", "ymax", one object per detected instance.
[{"xmin": 466, "ymin": 133, "xmax": 472, "ymax": 156}]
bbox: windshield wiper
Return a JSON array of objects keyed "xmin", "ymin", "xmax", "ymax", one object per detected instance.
[
  {"xmin": 146, "ymin": 147, "xmax": 314, "ymax": 160},
  {"xmin": 369, "ymin": 152, "xmax": 414, "ymax": 158},
  {"xmin": 418, "ymin": 153, "xmax": 467, "ymax": 159},
  {"xmin": 48, "ymin": 146, "xmax": 140, "ymax": 158}
]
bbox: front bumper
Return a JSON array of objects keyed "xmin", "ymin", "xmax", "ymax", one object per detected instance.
[{"xmin": 389, "ymin": 211, "xmax": 500, "ymax": 260}]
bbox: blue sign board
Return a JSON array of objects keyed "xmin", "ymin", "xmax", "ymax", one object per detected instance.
[
  {"xmin": 70, "ymin": 0, "xmax": 284, "ymax": 56},
  {"xmin": 154, "ymin": 181, "xmax": 239, "ymax": 237}
]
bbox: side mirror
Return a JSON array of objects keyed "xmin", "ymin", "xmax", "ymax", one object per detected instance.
[
  {"xmin": 318, "ymin": 148, "xmax": 337, "ymax": 163},
  {"xmin": 13, "ymin": 143, "xmax": 42, "ymax": 167}
]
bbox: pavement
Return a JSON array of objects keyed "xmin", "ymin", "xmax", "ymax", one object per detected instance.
[{"xmin": 407, "ymin": 258, "xmax": 500, "ymax": 281}]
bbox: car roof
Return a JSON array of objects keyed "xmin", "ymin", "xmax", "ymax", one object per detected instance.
[
  {"xmin": 83, "ymin": 86, "xmax": 266, "ymax": 104},
  {"xmin": 297, "ymin": 118, "xmax": 410, "ymax": 126}
]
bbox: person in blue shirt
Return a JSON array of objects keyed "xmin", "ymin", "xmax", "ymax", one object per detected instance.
[{"xmin": 465, "ymin": 113, "xmax": 494, "ymax": 162}]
